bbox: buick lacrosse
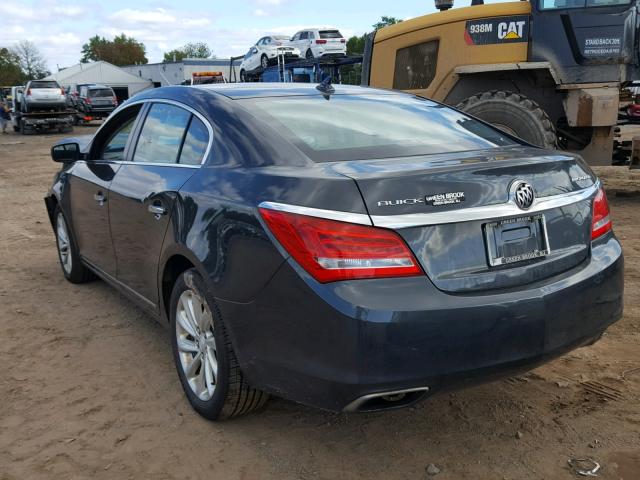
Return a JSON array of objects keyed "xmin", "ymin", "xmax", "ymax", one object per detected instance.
[{"xmin": 46, "ymin": 83, "xmax": 623, "ymax": 420}]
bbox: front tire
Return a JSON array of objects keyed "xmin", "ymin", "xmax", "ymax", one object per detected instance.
[
  {"xmin": 260, "ymin": 54, "xmax": 269, "ymax": 69},
  {"xmin": 457, "ymin": 90, "xmax": 557, "ymax": 149},
  {"xmin": 170, "ymin": 268, "xmax": 268, "ymax": 420},
  {"xmin": 54, "ymin": 206, "xmax": 94, "ymax": 283},
  {"xmin": 305, "ymin": 49, "xmax": 314, "ymax": 60}
]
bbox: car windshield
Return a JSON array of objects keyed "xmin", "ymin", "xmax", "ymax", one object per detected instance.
[
  {"xmin": 244, "ymin": 94, "xmax": 519, "ymax": 162},
  {"xmin": 89, "ymin": 89, "xmax": 114, "ymax": 97},
  {"xmin": 540, "ymin": 0, "xmax": 630, "ymax": 9},
  {"xmin": 31, "ymin": 81, "xmax": 59, "ymax": 89}
]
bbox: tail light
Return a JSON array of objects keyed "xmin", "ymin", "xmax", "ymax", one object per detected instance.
[
  {"xmin": 259, "ymin": 208, "xmax": 422, "ymax": 283},
  {"xmin": 591, "ymin": 187, "xmax": 612, "ymax": 240},
  {"xmin": 315, "ymin": 39, "xmax": 327, "ymax": 44},
  {"xmin": 60, "ymin": 88, "xmax": 65, "ymax": 95},
  {"xmin": 340, "ymin": 38, "xmax": 346, "ymax": 43},
  {"xmin": 26, "ymin": 88, "xmax": 32, "ymax": 96},
  {"xmin": 85, "ymin": 97, "xmax": 91, "ymax": 104},
  {"xmin": 113, "ymin": 97, "xmax": 118, "ymax": 106}
]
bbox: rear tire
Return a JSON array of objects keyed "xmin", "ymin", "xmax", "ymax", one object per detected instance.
[
  {"xmin": 261, "ymin": 54, "xmax": 269, "ymax": 69},
  {"xmin": 305, "ymin": 49, "xmax": 314, "ymax": 60},
  {"xmin": 54, "ymin": 206, "xmax": 94, "ymax": 283},
  {"xmin": 456, "ymin": 90, "xmax": 557, "ymax": 149},
  {"xmin": 170, "ymin": 268, "xmax": 268, "ymax": 420},
  {"xmin": 240, "ymin": 69, "xmax": 246, "ymax": 82}
]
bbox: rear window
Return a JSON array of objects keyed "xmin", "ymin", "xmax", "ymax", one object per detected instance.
[
  {"xmin": 89, "ymin": 88, "xmax": 114, "ymax": 98},
  {"xmin": 319, "ymin": 30, "xmax": 343, "ymax": 39},
  {"xmin": 30, "ymin": 81, "xmax": 59, "ymax": 89},
  {"xmin": 245, "ymin": 94, "xmax": 518, "ymax": 162}
]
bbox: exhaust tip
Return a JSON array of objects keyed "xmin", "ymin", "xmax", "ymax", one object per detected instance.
[{"xmin": 343, "ymin": 386, "xmax": 430, "ymax": 412}]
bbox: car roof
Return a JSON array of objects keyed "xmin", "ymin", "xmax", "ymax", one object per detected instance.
[{"xmin": 191, "ymin": 83, "xmax": 403, "ymax": 99}]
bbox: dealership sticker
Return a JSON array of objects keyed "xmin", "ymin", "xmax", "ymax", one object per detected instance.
[
  {"xmin": 465, "ymin": 16, "xmax": 529, "ymax": 45},
  {"xmin": 425, "ymin": 191, "xmax": 465, "ymax": 206}
]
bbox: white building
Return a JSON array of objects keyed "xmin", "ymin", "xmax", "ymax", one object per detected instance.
[
  {"xmin": 47, "ymin": 61, "xmax": 154, "ymax": 102},
  {"xmin": 121, "ymin": 59, "xmax": 233, "ymax": 86}
]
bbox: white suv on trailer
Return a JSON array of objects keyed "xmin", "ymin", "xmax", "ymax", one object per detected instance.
[{"xmin": 289, "ymin": 29, "xmax": 347, "ymax": 60}]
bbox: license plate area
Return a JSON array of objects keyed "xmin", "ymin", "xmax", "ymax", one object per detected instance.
[{"xmin": 484, "ymin": 214, "xmax": 550, "ymax": 267}]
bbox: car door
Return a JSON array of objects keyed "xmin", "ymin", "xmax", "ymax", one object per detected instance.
[
  {"xmin": 108, "ymin": 101, "xmax": 211, "ymax": 306},
  {"xmin": 67, "ymin": 104, "xmax": 143, "ymax": 276},
  {"xmin": 298, "ymin": 31, "xmax": 309, "ymax": 56},
  {"xmin": 290, "ymin": 32, "xmax": 301, "ymax": 52}
]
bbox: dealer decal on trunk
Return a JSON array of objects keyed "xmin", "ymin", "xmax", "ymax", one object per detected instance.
[{"xmin": 464, "ymin": 16, "xmax": 529, "ymax": 45}]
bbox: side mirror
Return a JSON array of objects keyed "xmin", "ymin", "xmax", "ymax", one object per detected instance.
[{"xmin": 51, "ymin": 142, "xmax": 80, "ymax": 163}]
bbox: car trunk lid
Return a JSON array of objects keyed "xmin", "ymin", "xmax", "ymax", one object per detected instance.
[{"xmin": 333, "ymin": 147, "xmax": 596, "ymax": 292}]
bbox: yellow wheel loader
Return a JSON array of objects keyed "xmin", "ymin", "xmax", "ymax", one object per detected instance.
[{"xmin": 362, "ymin": 0, "xmax": 639, "ymax": 165}]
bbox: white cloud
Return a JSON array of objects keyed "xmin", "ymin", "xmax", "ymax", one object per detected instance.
[
  {"xmin": 254, "ymin": 9, "xmax": 269, "ymax": 16},
  {"xmin": 109, "ymin": 8, "xmax": 176, "ymax": 25}
]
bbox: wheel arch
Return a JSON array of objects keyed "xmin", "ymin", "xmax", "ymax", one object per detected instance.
[
  {"xmin": 158, "ymin": 248, "xmax": 206, "ymax": 324},
  {"xmin": 443, "ymin": 65, "xmax": 566, "ymax": 125}
]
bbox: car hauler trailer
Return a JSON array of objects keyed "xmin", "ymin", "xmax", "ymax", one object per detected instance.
[
  {"xmin": 230, "ymin": 55, "xmax": 363, "ymax": 84},
  {"xmin": 362, "ymin": 0, "xmax": 640, "ymax": 165},
  {"xmin": 10, "ymin": 86, "xmax": 74, "ymax": 135}
]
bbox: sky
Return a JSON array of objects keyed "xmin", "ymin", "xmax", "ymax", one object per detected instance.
[{"xmin": 0, "ymin": 0, "xmax": 510, "ymax": 72}]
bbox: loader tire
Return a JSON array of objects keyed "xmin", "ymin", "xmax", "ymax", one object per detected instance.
[{"xmin": 456, "ymin": 90, "xmax": 557, "ymax": 149}]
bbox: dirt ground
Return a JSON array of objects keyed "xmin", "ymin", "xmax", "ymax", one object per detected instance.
[{"xmin": 1, "ymin": 128, "xmax": 639, "ymax": 480}]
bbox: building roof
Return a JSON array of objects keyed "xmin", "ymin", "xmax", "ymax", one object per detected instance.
[
  {"xmin": 122, "ymin": 59, "xmax": 231, "ymax": 68},
  {"xmin": 47, "ymin": 61, "xmax": 154, "ymax": 86}
]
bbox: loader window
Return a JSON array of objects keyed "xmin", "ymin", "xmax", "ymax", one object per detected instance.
[
  {"xmin": 540, "ymin": 0, "xmax": 630, "ymax": 9},
  {"xmin": 393, "ymin": 40, "xmax": 439, "ymax": 90}
]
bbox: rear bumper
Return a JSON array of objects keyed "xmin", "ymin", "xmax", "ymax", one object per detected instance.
[
  {"xmin": 25, "ymin": 99, "xmax": 65, "ymax": 109},
  {"xmin": 217, "ymin": 234, "xmax": 623, "ymax": 412}
]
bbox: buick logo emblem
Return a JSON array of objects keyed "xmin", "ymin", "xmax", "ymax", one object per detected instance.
[{"xmin": 513, "ymin": 181, "xmax": 535, "ymax": 210}]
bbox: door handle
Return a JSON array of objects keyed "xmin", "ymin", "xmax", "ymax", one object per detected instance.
[
  {"xmin": 148, "ymin": 203, "xmax": 166, "ymax": 217},
  {"xmin": 93, "ymin": 192, "xmax": 106, "ymax": 206}
]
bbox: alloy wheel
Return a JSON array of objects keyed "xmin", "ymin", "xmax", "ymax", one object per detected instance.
[
  {"xmin": 56, "ymin": 213, "xmax": 72, "ymax": 274},
  {"xmin": 261, "ymin": 55, "xmax": 269, "ymax": 69},
  {"xmin": 175, "ymin": 289, "xmax": 218, "ymax": 401}
]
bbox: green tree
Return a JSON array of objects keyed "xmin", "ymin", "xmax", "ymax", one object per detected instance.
[
  {"xmin": 372, "ymin": 16, "xmax": 403, "ymax": 30},
  {"xmin": 0, "ymin": 47, "xmax": 25, "ymax": 85},
  {"xmin": 10, "ymin": 40, "xmax": 49, "ymax": 79},
  {"xmin": 346, "ymin": 36, "xmax": 366, "ymax": 56},
  {"xmin": 345, "ymin": 16, "xmax": 403, "ymax": 56},
  {"xmin": 163, "ymin": 42, "xmax": 214, "ymax": 62},
  {"xmin": 80, "ymin": 34, "xmax": 147, "ymax": 66}
]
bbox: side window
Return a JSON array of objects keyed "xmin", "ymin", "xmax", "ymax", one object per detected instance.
[
  {"xmin": 133, "ymin": 103, "xmax": 191, "ymax": 164},
  {"xmin": 101, "ymin": 118, "xmax": 136, "ymax": 161},
  {"xmin": 179, "ymin": 117, "xmax": 209, "ymax": 165},
  {"xmin": 300, "ymin": 32, "xmax": 308, "ymax": 40},
  {"xmin": 292, "ymin": 33, "xmax": 299, "ymax": 41},
  {"xmin": 264, "ymin": 37, "xmax": 271, "ymax": 45},
  {"xmin": 308, "ymin": 32, "xmax": 315, "ymax": 40},
  {"xmin": 393, "ymin": 40, "xmax": 440, "ymax": 90},
  {"xmin": 93, "ymin": 104, "xmax": 142, "ymax": 161}
]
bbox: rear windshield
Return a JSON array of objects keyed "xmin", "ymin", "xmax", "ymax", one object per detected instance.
[
  {"xmin": 31, "ymin": 81, "xmax": 59, "ymax": 89},
  {"xmin": 244, "ymin": 94, "xmax": 519, "ymax": 162},
  {"xmin": 89, "ymin": 88, "xmax": 114, "ymax": 97},
  {"xmin": 319, "ymin": 30, "xmax": 343, "ymax": 39}
]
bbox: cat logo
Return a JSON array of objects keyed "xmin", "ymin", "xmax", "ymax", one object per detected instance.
[
  {"xmin": 465, "ymin": 15, "xmax": 529, "ymax": 45},
  {"xmin": 497, "ymin": 21, "xmax": 527, "ymax": 40}
]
